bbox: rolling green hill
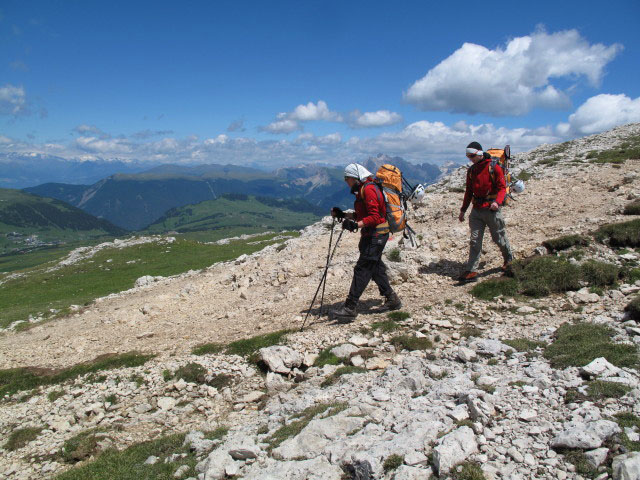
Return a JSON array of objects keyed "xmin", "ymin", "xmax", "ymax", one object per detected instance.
[
  {"xmin": 143, "ymin": 194, "xmax": 321, "ymax": 240},
  {"xmin": 0, "ymin": 189, "xmax": 125, "ymax": 255}
]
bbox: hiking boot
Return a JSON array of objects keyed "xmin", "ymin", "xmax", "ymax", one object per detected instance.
[
  {"xmin": 380, "ymin": 292, "xmax": 402, "ymax": 312},
  {"xmin": 333, "ymin": 298, "xmax": 357, "ymax": 321},
  {"xmin": 501, "ymin": 261, "xmax": 512, "ymax": 272},
  {"xmin": 458, "ymin": 271, "xmax": 478, "ymax": 283}
]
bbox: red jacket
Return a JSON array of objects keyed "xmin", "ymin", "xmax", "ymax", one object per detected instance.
[
  {"xmin": 354, "ymin": 178, "xmax": 387, "ymax": 236},
  {"xmin": 461, "ymin": 159, "xmax": 507, "ymax": 212}
]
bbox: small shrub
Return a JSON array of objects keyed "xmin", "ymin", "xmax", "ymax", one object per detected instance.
[
  {"xmin": 387, "ymin": 311, "xmax": 410, "ymax": 321},
  {"xmin": 4, "ymin": 426, "xmax": 43, "ymax": 451},
  {"xmin": 61, "ymin": 429, "xmax": 109, "ymax": 463},
  {"xmin": 544, "ymin": 322, "xmax": 638, "ymax": 369},
  {"xmin": 390, "ymin": 335, "xmax": 433, "ymax": 351},
  {"xmin": 104, "ymin": 393, "xmax": 117, "ymax": 404},
  {"xmin": 226, "ymin": 329, "xmax": 292, "ymax": 357},
  {"xmin": 460, "ymin": 325, "xmax": 483, "ymax": 338},
  {"xmin": 621, "ymin": 267, "xmax": 640, "ymax": 284},
  {"xmin": 370, "ymin": 320, "xmax": 402, "ymax": 333},
  {"xmin": 513, "ymin": 256, "xmax": 581, "ymax": 297},
  {"xmin": 387, "ymin": 248, "xmax": 401, "ymax": 262},
  {"xmin": 314, "ymin": 348, "xmax": 342, "ymax": 367},
  {"xmin": 174, "ymin": 363, "xmax": 208, "ymax": 384},
  {"xmin": 162, "ymin": 369, "xmax": 172, "ymax": 381},
  {"xmin": 625, "ymin": 295, "xmax": 640, "ymax": 320},
  {"xmin": 503, "ymin": 338, "xmax": 546, "ymax": 352},
  {"xmin": 538, "ymin": 156, "xmax": 560, "ymax": 166},
  {"xmin": 48, "ymin": 389, "xmax": 65, "ymax": 402},
  {"xmin": 471, "ymin": 278, "xmax": 519, "ymax": 300},
  {"xmin": 321, "ymin": 366, "xmax": 367, "ymax": 387},
  {"xmin": 542, "ymin": 234, "xmax": 589, "ymax": 252},
  {"xmin": 585, "ymin": 380, "xmax": 631, "ymax": 401},
  {"xmin": 580, "ymin": 260, "xmax": 619, "ymax": 287},
  {"xmin": 516, "ymin": 170, "xmax": 532, "ymax": 181},
  {"xmin": 594, "ymin": 219, "xmax": 640, "ymax": 248},
  {"xmin": 383, "ymin": 454, "xmax": 404, "ymax": 472},
  {"xmin": 453, "ymin": 461, "xmax": 487, "ymax": 480},
  {"xmin": 191, "ymin": 343, "xmax": 225, "ymax": 356},
  {"xmin": 624, "ymin": 200, "xmax": 640, "ymax": 216}
]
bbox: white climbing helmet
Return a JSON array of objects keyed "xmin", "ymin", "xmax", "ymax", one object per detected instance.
[
  {"xmin": 511, "ymin": 179, "xmax": 525, "ymax": 194},
  {"xmin": 408, "ymin": 183, "xmax": 426, "ymax": 203}
]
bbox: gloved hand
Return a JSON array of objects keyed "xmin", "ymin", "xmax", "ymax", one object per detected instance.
[
  {"xmin": 331, "ymin": 207, "xmax": 345, "ymax": 220},
  {"xmin": 342, "ymin": 218, "xmax": 358, "ymax": 232}
]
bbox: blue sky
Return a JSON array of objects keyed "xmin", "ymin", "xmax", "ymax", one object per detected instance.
[{"xmin": 1, "ymin": 0, "xmax": 639, "ymax": 168}]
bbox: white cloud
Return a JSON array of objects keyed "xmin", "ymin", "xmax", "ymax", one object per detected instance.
[
  {"xmin": 0, "ymin": 135, "xmax": 13, "ymax": 144},
  {"xmin": 0, "ymin": 83, "xmax": 27, "ymax": 115},
  {"xmin": 261, "ymin": 100, "xmax": 342, "ymax": 134},
  {"xmin": 557, "ymin": 94, "xmax": 640, "ymax": 136},
  {"xmin": 204, "ymin": 134, "xmax": 229, "ymax": 145},
  {"xmin": 75, "ymin": 136, "xmax": 133, "ymax": 154},
  {"xmin": 404, "ymin": 29, "xmax": 622, "ymax": 116},
  {"xmin": 350, "ymin": 109, "xmax": 402, "ymax": 128}
]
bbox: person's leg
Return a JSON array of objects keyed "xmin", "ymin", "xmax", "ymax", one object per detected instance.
[
  {"xmin": 487, "ymin": 209, "xmax": 514, "ymax": 264},
  {"xmin": 465, "ymin": 208, "xmax": 487, "ymax": 272},
  {"xmin": 347, "ymin": 235, "xmax": 379, "ymax": 302}
]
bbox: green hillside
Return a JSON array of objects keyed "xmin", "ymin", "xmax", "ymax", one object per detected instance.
[
  {"xmin": 0, "ymin": 189, "xmax": 125, "ymax": 255},
  {"xmin": 143, "ymin": 194, "xmax": 321, "ymax": 240}
]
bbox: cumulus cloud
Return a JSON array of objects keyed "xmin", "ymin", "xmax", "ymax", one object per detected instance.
[
  {"xmin": 261, "ymin": 100, "xmax": 342, "ymax": 134},
  {"xmin": 404, "ymin": 29, "xmax": 622, "ymax": 116},
  {"xmin": 557, "ymin": 94, "xmax": 640, "ymax": 136},
  {"xmin": 349, "ymin": 109, "xmax": 402, "ymax": 128},
  {"xmin": 0, "ymin": 83, "xmax": 27, "ymax": 115}
]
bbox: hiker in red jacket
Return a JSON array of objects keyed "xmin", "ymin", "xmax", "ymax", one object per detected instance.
[
  {"xmin": 458, "ymin": 142, "xmax": 514, "ymax": 283},
  {"xmin": 330, "ymin": 163, "xmax": 401, "ymax": 320}
]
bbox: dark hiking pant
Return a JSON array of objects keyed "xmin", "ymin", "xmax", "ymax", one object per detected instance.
[
  {"xmin": 466, "ymin": 207, "xmax": 514, "ymax": 272},
  {"xmin": 348, "ymin": 233, "xmax": 393, "ymax": 303}
]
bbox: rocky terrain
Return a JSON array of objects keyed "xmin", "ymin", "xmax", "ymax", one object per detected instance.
[{"xmin": 1, "ymin": 124, "xmax": 640, "ymax": 479}]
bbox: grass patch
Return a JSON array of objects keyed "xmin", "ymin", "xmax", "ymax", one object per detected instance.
[
  {"xmin": 60, "ymin": 429, "xmax": 111, "ymax": 463},
  {"xmin": 48, "ymin": 389, "xmax": 65, "ymax": 402},
  {"xmin": 470, "ymin": 278, "xmax": 518, "ymax": 300},
  {"xmin": 4, "ymin": 426, "xmax": 44, "ymax": 451},
  {"xmin": 387, "ymin": 311, "xmax": 410, "ymax": 321},
  {"xmin": 460, "ymin": 325, "xmax": 483, "ymax": 338},
  {"xmin": 513, "ymin": 256, "xmax": 581, "ymax": 297},
  {"xmin": 314, "ymin": 348, "xmax": 342, "ymax": 367},
  {"xmin": 0, "ymin": 233, "xmax": 294, "ymax": 329},
  {"xmin": 614, "ymin": 412, "xmax": 640, "ymax": 452},
  {"xmin": 625, "ymin": 296, "xmax": 640, "ymax": 320},
  {"xmin": 516, "ymin": 170, "xmax": 532, "ymax": 181},
  {"xmin": 191, "ymin": 343, "xmax": 225, "ymax": 356},
  {"xmin": 265, "ymin": 402, "xmax": 348, "ymax": 451},
  {"xmin": 624, "ymin": 200, "xmax": 640, "ymax": 216},
  {"xmin": 387, "ymin": 248, "xmax": 401, "ymax": 262},
  {"xmin": 0, "ymin": 352, "xmax": 154, "ymax": 399},
  {"xmin": 370, "ymin": 320, "xmax": 402, "ymax": 333},
  {"xmin": 542, "ymin": 234, "xmax": 589, "ymax": 252},
  {"xmin": 503, "ymin": 338, "xmax": 546, "ymax": 352},
  {"xmin": 621, "ymin": 267, "xmax": 640, "ymax": 284},
  {"xmin": 320, "ymin": 366, "xmax": 367, "ymax": 387},
  {"xmin": 594, "ymin": 219, "xmax": 640, "ymax": 248},
  {"xmin": 383, "ymin": 454, "xmax": 404, "ymax": 473},
  {"xmin": 561, "ymin": 450, "xmax": 599, "ymax": 477},
  {"xmin": 452, "ymin": 461, "xmax": 487, "ymax": 480},
  {"xmin": 580, "ymin": 260, "xmax": 619, "ymax": 287},
  {"xmin": 56, "ymin": 431, "xmax": 206, "ymax": 480},
  {"xmin": 587, "ymin": 137, "xmax": 640, "ymax": 164},
  {"xmin": 168, "ymin": 363, "xmax": 232, "ymax": 389},
  {"xmin": 543, "ymin": 322, "xmax": 638, "ymax": 369},
  {"xmin": 226, "ymin": 329, "xmax": 292, "ymax": 358},
  {"xmin": 586, "ymin": 380, "xmax": 631, "ymax": 401},
  {"xmin": 538, "ymin": 156, "xmax": 560, "ymax": 166},
  {"xmin": 390, "ymin": 335, "xmax": 433, "ymax": 351}
]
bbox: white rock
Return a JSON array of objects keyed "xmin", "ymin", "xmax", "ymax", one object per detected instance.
[
  {"xmin": 432, "ymin": 426, "xmax": 478, "ymax": 475},
  {"xmin": 265, "ymin": 372, "xmax": 291, "ymax": 394},
  {"xmin": 551, "ymin": 420, "xmax": 621, "ymax": 449},
  {"xmin": 517, "ymin": 306, "xmax": 537, "ymax": 314},
  {"xmin": 519, "ymin": 409, "xmax": 538, "ymax": 422},
  {"xmin": 365, "ymin": 357, "xmax": 389, "ymax": 370},
  {"xmin": 612, "ymin": 452, "xmax": 640, "ymax": 480},
  {"xmin": 258, "ymin": 345, "xmax": 303, "ymax": 374},
  {"xmin": 158, "ymin": 397, "xmax": 176, "ymax": 411},
  {"xmin": 239, "ymin": 391, "xmax": 264, "ymax": 403},
  {"xmin": 351, "ymin": 355, "xmax": 365, "ymax": 367},
  {"xmin": 348, "ymin": 334, "xmax": 369, "ymax": 347},
  {"xmin": 585, "ymin": 448, "xmax": 609, "ymax": 468},
  {"xmin": 331, "ymin": 343, "xmax": 359, "ymax": 359},
  {"xmin": 144, "ymin": 455, "xmax": 159, "ymax": 465},
  {"xmin": 580, "ymin": 357, "xmax": 622, "ymax": 378},
  {"xmin": 458, "ymin": 347, "xmax": 477, "ymax": 363}
]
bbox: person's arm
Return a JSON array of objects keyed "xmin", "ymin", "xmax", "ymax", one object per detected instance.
[
  {"xmin": 459, "ymin": 169, "xmax": 473, "ymax": 221},
  {"xmin": 359, "ymin": 185, "xmax": 384, "ymax": 228},
  {"xmin": 491, "ymin": 164, "xmax": 507, "ymax": 209}
]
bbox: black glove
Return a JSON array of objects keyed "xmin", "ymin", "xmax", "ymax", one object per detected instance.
[
  {"xmin": 342, "ymin": 218, "xmax": 358, "ymax": 232},
  {"xmin": 331, "ymin": 207, "xmax": 345, "ymax": 220}
]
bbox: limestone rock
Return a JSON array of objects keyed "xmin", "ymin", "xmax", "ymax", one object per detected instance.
[
  {"xmin": 258, "ymin": 346, "xmax": 304, "ymax": 374},
  {"xmin": 580, "ymin": 357, "xmax": 622, "ymax": 378},
  {"xmin": 432, "ymin": 426, "xmax": 478, "ymax": 475},
  {"xmin": 551, "ymin": 420, "xmax": 621, "ymax": 449},
  {"xmin": 612, "ymin": 452, "xmax": 640, "ymax": 480}
]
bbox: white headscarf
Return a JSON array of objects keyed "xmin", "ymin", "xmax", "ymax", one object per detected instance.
[{"xmin": 344, "ymin": 163, "xmax": 373, "ymax": 182}]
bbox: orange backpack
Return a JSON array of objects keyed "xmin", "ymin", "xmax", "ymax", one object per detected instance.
[
  {"xmin": 485, "ymin": 145, "xmax": 512, "ymax": 205},
  {"xmin": 373, "ymin": 164, "xmax": 407, "ymax": 234}
]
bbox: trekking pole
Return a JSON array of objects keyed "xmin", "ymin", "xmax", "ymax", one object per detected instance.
[
  {"xmin": 318, "ymin": 227, "xmax": 345, "ymax": 316},
  {"xmin": 300, "ymin": 221, "xmax": 344, "ymax": 332}
]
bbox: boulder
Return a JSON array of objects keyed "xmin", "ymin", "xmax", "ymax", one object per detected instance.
[
  {"xmin": 258, "ymin": 346, "xmax": 304, "ymax": 374},
  {"xmin": 432, "ymin": 426, "xmax": 478, "ymax": 475},
  {"xmin": 584, "ymin": 448, "xmax": 609, "ymax": 469},
  {"xmin": 331, "ymin": 344, "xmax": 359, "ymax": 359},
  {"xmin": 612, "ymin": 452, "xmax": 640, "ymax": 480},
  {"xmin": 551, "ymin": 420, "xmax": 621, "ymax": 449},
  {"xmin": 242, "ymin": 456, "xmax": 343, "ymax": 479},
  {"xmin": 580, "ymin": 357, "xmax": 621, "ymax": 378}
]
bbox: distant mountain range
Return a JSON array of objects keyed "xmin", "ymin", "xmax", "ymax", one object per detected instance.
[{"xmin": 22, "ymin": 156, "xmax": 456, "ymax": 231}]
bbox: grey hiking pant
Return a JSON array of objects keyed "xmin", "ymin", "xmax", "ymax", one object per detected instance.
[{"xmin": 466, "ymin": 207, "xmax": 513, "ymax": 272}]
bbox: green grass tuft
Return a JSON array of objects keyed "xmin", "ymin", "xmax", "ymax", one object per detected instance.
[
  {"xmin": 586, "ymin": 380, "xmax": 632, "ymax": 401},
  {"xmin": 370, "ymin": 320, "xmax": 402, "ymax": 333},
  {"xmin": 387, "ymin": 311, "xmax": 410, "ymax": 321},
  {"xmin": 173, "ymin": 363, "xmax": 208, "ymax": 384},
  {"xmin": 594, "ymin": 219, "xmax": 640, "ymax": 248},
  {"xmin": 514, "ymin": 256, "xmax": 581, "ymax": 297},
  {"xmin": 503, "ymin": 338, "xmax": 546, "ymax": 352},
  {"xmin": 383, "ymin": 454, "xmax": 404, "ymax": 472},
  {"xmin": 561, "ymin": 450, "xmax": 599, "ymax": 477},
  {"xmin": 387, "ymin": 248, "xmax": 401, "ymax": 262},
  {"xmin": 314, "ymin": 348, "xmax": 342, "ymax": 367},
  {"xmin": 4, "ymin": 426, "xmax": 43, "ymax": 451},
  {"xmin": 452, "ymin": 461, "xmax": 487, "ymax": 480},
  {"xmin": 390, "ymin": 335, "xmax": 433, "ymax": 351},
  {"xmin": 0, "ymin": 352, "xmax": 154, "ymax": 398},
  {"xmin": 470, "ymin": 278, "xmax": 519, "ymax": 300},
  {"xmin": 191, "ymin": 343, "xmax": 225, "ymax": 356},
  {"xmin": 544, "ymin": 322, "xmax": 638, "ymax": 369},
  {"xmin": 614, "ymin": 412, "xmax": 640, "ymax": 452},
  {"xmin": 624, "ymin": 200, "xmax": 640, "ymax": 216},
  {"xmin": 625, "ymin": 295, "xmax": 640, "ymax": 320},
  {"xmin": 48, "ymin": 389, "xmax": 65, "ymax": 402},
  {"xmin": 225, "ymin": 329, "xmax": 292, "ymax": 358},
  {"xmin": 586, "ymin": 137, "xmax": 640, "ymax": 165},
  {"xmin": 542, "ymin": 234, "xmax": 590, "ymax": 252},
  {"xmin": 580, "ymin": 260, "xmax": 619, "ymax": 287},
  {"xmin": 61, "ymin": 429, "xmax": 110, "ymax": 463},
  {"xmin": 516, "ymin": 170, "xmax": 533, "ymax": 181}
]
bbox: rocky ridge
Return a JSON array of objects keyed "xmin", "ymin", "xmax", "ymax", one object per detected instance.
[{"xmin": 1, "ymin": 123, "xmax": 640, "ymax": 479}]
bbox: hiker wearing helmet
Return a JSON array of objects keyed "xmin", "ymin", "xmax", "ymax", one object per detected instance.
[
  {"xmin": 330, "ymin": 163, "xmax": 401, "ymax": 320},
  {"xmin": 458, "ymin": 142, "xmax": 514, "ymax": 283}
]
